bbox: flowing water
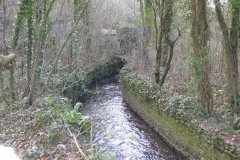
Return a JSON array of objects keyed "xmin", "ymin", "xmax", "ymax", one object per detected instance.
[{"xmin": 82, "ymin": 82, "xmax": 187, "ymax": 160}]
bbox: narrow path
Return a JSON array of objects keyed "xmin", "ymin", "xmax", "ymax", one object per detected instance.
[{"xmin": 82, "ymin": 82, "xmax": 186, "ymax": 160}]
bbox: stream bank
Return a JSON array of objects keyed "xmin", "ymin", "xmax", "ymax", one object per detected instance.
[
  {"xmin": 120, "ymin": 66, "xmax": 240, "ymax": 160},
  {"xmin": 64, "ymin": 56, "xmax": 187, "ymax": 159},
  {"xmin": 63, "ymin": 57, "xmax": 239, "ymax": 159},
  {"xmin": 64, "ymin": 56, "xmax": 126, "ymax": 104}
]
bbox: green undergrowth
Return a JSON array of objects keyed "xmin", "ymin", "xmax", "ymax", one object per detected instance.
[
  {"xmin": 121, "ymin": 67, "xmax": 208, "ymax": 122},
  {"xmin": 120, "ymin": 66, "xmax": 240, "ymax": 159},
  {"xmin": 0, "ymin": 94, "xmax": 105, "ymax": 159},
  {"xmin": 0, "ymin": 56, "xmax": 125, "ymax": 159}
]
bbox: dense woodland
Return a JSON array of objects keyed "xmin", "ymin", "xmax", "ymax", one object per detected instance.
[{"xmin": 0, "ymin": 0, "xmax": 240, "ymax": 159}]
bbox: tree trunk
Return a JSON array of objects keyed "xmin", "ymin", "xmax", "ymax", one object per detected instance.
[
  {"xmin": 153, "ymin": 0, "xmax": 164, "ymax": 84},
  {"xmin": 155, "ymin": 48, "xmax": 162, "ymax": 83},
  {"xmin": 28, "ymin": 0, "xmax": 55, "ymax": 105},
  {"xmin": 70, "ymin": 0, "xmax": 83, "ymax": 67},
  {"xmin": 214, "ymin": 0, "xmax": 240, "ymax": 110},
  {"xmin": 144, "ymin": 0, "xmax": 152, "ymax": 37},
  {"xmin": 27, "ymin": 14, "xmax": 34, "ymax": 83},
  {"xmin": 83, "ymin": 0, "xmax": 91, "ymax": 55},
  {"xmin": 28, "ymin": 38, "xmax": 41, "ymax": 105},
  {"xmin": 226, "ymin": 4, "xmax": 239, "ymax": 110},
  {"xmin": 191, "ymin": 0, "xmax": 213, "ymax": 114},
  {"xmin": 162, "ymin": 0, "xmax": 173, "ymax": 67},
  {"xmin": 38, "ymin": 0, "xmax": 48, "ymax": 70},
  {"xmin": 2, "ymin": 0, "xmax": 7, "ymax": 55},
  {"xmin": 139, "ymin": 0, "xmax": 149, "ymax": 68},
  {"xmin": 10, "ymin": 0, "xmax": 30, "ymax": 101},
  {"xmin": 0, "ymin": 0, "xmax": 6, "ymax": 96},
  {"xmin": 159, "ymin": 44, "xmax": 173, "ymax": 86},
  {"xmin": 9, "ymin": 62, "xmax": 16, "ymax": 100}
]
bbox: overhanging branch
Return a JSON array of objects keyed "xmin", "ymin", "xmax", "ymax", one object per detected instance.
[{"xmin": 0, "ymin": 53, "xmax": 17, "ymax": 69}]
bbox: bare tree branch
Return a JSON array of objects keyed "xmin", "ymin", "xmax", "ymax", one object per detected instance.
[{"xmin": 0, "ymin": 53, "xmax": 17, "ymax": 69}]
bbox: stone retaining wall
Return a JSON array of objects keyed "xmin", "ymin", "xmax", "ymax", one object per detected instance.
[
  {"xmin": 120, "ymin": 67, "xmax": 240, "ymax": 160},
  {"xmin": 64, "ymin": 56, "xmax": 126, "ymax": 103}
]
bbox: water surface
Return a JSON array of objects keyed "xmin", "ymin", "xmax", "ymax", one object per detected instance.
[{"xmin": 83, "ymin": 83, "xmax": 186, "ymax": 160}]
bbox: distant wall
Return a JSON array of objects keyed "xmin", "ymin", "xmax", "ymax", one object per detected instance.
[{"xmin": 120, "ymin": 66, "xmax": 240, "ymax": 160}]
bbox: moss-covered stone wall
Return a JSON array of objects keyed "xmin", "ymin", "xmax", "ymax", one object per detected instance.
[
  {"xmin": 120, "ymin": 67, "xmax": 240, "ymax": 160},
  {"xmin": 85, "ymin": 56, "xmax": 126, "ymax": 88},
  {"xmin": 64, "ymin": 56, "xmax": 126, "ymax": 103}
]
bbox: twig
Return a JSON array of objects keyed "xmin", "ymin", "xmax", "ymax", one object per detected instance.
[
  {"xmin": 90, "ymin": 118, "xmax": 93, "ymax": 146},
  {"xmin": 47, "ymin": 0, "xmax": 66, "ymax": 34},
  {"xmin": 63, "ymin": 120, "xmax": 86, "ymax": 159}
]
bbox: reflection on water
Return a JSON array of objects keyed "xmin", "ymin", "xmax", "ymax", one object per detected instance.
[{"xmin": 82, "ymin": 83, "xmax": 186, "ymax": 160}]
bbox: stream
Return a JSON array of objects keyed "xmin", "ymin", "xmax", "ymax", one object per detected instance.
[{"xmin": 82, "ymin": 81, "xmax": 186, "ymax": 160}]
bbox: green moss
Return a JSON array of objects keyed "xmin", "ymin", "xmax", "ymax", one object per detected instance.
[
  {"xmin": 123, "ymin": 89, "xmax": 230, "ymax": 159},
  {"xmin": 120, "ymin": 66, "xmax": 239, "ymax": 160}
]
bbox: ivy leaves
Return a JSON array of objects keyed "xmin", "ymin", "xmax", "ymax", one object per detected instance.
[{"xmin": 12, "ymin": 0, "xmax": 35, "ymax": 49}]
